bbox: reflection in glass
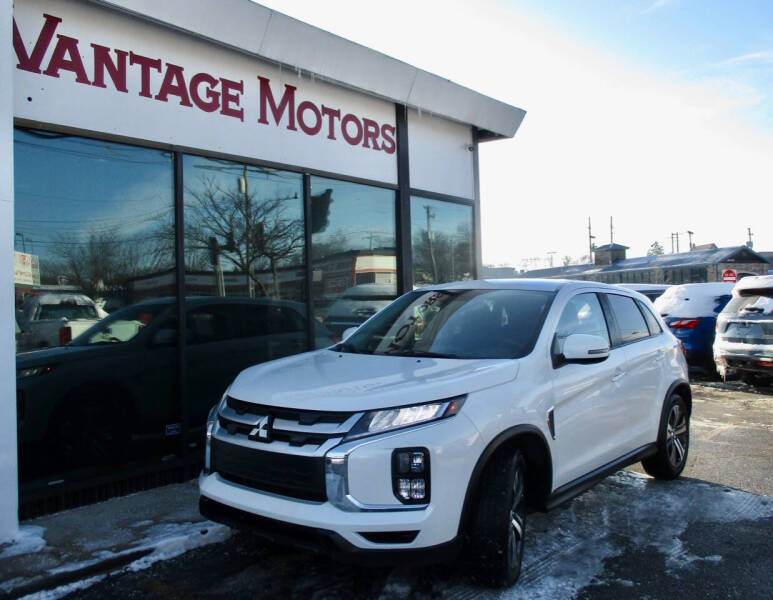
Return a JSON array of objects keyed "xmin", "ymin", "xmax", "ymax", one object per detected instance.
[
  {"xmin": 310, "ymin": 177, "xmax": 397, "ymax": 343},
  {"xmin": 13, "ymin": 129, "xmax": 176, "ymax": 489},
  {"xmin": 183, "ymin": 157, "xmax": 313, "ymax": 444},
  {"xmin": 411, "ymin": 197, "xmax": 473, "ymax": 286}
]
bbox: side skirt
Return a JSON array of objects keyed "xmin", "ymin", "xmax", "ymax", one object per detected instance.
[{"xmin": 544, "ymin": 443, "xmax": 658, "ymax": 511}]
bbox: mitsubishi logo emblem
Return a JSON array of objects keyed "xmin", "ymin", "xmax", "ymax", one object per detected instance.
[{"xmin": 249, "ymin": 415, "xmax": 273, "ymax": 443}]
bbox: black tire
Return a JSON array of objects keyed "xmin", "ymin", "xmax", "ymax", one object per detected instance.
[
  {"xmin": 642, "ymin": 393, "xmax": 689, "ymax": 480},
  {"xmin": 468, "ymin": 449, "xmax": 527, "ymax": 587}
]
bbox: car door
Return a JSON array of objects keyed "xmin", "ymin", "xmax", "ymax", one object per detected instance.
[
  {"xmin": 602, "ymin": 294, "xmax": 663, "ymax": 451},
  {"xmin": 550, "ymin": 292, "xmax": 628, "ymax": 487}
]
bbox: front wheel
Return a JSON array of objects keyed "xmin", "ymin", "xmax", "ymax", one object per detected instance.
[
  {"xmin": 468, "ymin": 449, "xmax": 527, "ymax": 587},
  {"xmin": 642, "ymin": 394, "xmax": 689, "ymax": 479}
]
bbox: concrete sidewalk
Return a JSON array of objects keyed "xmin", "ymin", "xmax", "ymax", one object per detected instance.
[{"xmin": 0, "ymin": 481, "xmax": 230, "ymax": 600}]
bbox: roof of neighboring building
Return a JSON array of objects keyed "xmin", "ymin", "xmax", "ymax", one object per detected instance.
[
  {"xmin": 519, "ymin": 246, "xmax": 770, "ymax": 279},
  {"xmin": 95, "ymin": 0, "xmax": 526, "ymax": 139},
  {"xmin": 594, "ymin": 243, "xmax": 629, "ymax": 251}
]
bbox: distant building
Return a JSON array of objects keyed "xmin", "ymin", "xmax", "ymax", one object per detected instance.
[{"xmin": 518, "ymin": 245, "xmax": 770, "ymax": 284}]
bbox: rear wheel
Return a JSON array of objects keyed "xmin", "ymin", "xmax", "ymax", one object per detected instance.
[
  {"xmin": 642, "ymin": 394, "xmax": 689, "ymax": 480},
  {"xmin": 468, "ymin": 449, "xmax": 527, "ymax": 587}
]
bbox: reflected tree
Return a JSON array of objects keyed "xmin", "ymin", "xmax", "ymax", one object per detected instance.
[{"xmin": 185, "ymin": 167, "xmax": 304, "ymax": 298}]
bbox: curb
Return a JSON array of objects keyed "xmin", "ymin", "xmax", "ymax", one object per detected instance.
[{"xmin": 0, "ymin": 547, "xmax": 153, "ymax": 600}]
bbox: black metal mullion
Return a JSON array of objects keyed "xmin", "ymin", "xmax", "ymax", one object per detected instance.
[
  {"xmin": 471, "ymin": 127, "xmax": 482, "ymax": 279},
  {"xmin": 173, "ymin": 152, "xmax": 190, "ymax": 478},
  {"xmin": 395, "ymin": 104, "xmax": 412, "ymax": 295},
  {"xmin": 303, "ymin": 173, "xmax": 314, "ymax": 349}
]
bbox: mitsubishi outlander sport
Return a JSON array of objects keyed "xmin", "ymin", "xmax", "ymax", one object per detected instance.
[{"xmin": 199, "ymin": 280, "xmax": 691, "ymax": 587}]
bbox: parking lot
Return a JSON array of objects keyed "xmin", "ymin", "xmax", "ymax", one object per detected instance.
[{"xmin": 66, "ymin": 380, "xmax": 772, "ymax": 600}]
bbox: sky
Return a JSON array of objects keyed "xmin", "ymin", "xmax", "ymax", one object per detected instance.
[{"xmin": 257, "ymin": 0, "xmax": 773, "ymax": 269}]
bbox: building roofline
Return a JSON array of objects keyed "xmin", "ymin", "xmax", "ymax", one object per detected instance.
[{"xmin": 89, "ymin": 0, "xmax": 526, "ymax": 139}]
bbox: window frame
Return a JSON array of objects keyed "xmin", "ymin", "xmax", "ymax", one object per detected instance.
[
  {"xmin": 600, "ymin": 293, "xmax": 653, "ymax": 347},
  {"xmin": 551, "ymin": 291, "xmax": 613, "ymax": 368}
]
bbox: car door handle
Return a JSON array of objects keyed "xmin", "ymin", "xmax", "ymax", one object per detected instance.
[
  {"xmin": 612, "ymin": 371, "xmax": 626, "ymax": 383},
  {"xmin": 655, "ymin": 352, "xmax": 664, "ymax": 362}
]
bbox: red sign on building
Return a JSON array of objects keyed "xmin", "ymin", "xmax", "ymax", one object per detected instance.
[{"xmin": 722, "ymin": 269, "xmax": 737, "ymax": 283}]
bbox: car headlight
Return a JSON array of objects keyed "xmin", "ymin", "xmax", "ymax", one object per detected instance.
[
  {"xmin": 344, "ymin": 396, "xmax": 465, "ymax": 441},
  {"xmin": 17, "ymin": 366, "xmax": 53, "ymax": 379}
]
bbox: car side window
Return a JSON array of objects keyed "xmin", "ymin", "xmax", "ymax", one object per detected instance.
[
  {"xmin": 186, "ymin": 305, "xmax": 233, "ymax": 344},
  {"xmin": 637, "ymin": 300, "xmax": 662, "ymax": 335},
  {"xmin": 553, "ymin": 293, "xmax": 610, "ymax": 356},
  {"xmin": 607, "ymin": 294, "xmax": 649, "ymax": 344}
]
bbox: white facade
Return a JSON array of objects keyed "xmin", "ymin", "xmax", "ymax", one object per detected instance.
[{"xmin": 1, "ymin": 0, "xmax": 19, "ymax": 540}]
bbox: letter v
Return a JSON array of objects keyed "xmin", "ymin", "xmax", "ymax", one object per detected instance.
[{"xmin": 13, "ymin": 13, "xmax": 62, "ymax": 73}]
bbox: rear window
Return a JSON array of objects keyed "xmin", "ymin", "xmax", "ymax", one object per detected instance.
[
  {"xmin": 607, "ymin": 294, "xmax": 649, "ymax": 344},
  {"xmin": 38, "ymin": 304, "xmax": 98, "ymax": 320},
  {"xmin": 723, "ymin": 291, "xmax": 773, "ymax": 317}
]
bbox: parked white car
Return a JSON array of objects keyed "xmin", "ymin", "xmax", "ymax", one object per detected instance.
[
  {"xmin": 16, "ymin": 293, "xmax": 102, "ymax": 352},
  {"xmin": 199, "ymin": 280, "xmax": 690, "ymax": 586},
  {"xmin": 714, "ymin": 275, "xmax": 773, "ymax": 386}
]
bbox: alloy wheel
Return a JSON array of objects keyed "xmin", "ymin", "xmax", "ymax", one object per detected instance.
[{"xmin": 665, "ymin": 403, "xmax": 688, "ymax": 468}]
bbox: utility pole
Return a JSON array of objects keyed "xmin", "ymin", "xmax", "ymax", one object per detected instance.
[
  {"xmin": 747, "ymin": 227, "xmax": 754, "ymax": 248},
  {"xmin": 424, "ymin": 204, "xmax": 438, "ymax": 282},
  {"xmin": 609, "ymin": 216, "xmax": 614, "ymax": 244},
  {"xmin": 675, "ymin": 232, "xmax": 680, "ymax": 253},
  {"xmin": 670, "ymin": 232, "xmax": 681, "ymax": 253},
  {"xmin": 587, "ymin": 217, "xmax": 595, "ymax": 264},
  {"xmin": 687, "ymin": 230, "xmax": 694, "ymax": 250},
  {"xmin": 547, "ymin": 251, "xmax": 557, "ymax": 268}
]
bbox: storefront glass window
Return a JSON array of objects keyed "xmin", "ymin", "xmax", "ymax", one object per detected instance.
[
  {"xmin": 183, "ymin": 156, "xmax": 307, "ymax": 439},
  {"xmin": 13, "ymin": 129, "xmax": 177, "ymax": 490},
  {"xmin": 411, "ymin": 196, "xmax": 474, "ymax": 286},
  {"xmin": 310, "ymin": 177, "xmax": 396, "ymax": 344}
]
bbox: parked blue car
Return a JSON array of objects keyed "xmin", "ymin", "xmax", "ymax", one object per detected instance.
[{"xmin": 654, "ymin": 282, "xmax": 734, "ymax": 375}]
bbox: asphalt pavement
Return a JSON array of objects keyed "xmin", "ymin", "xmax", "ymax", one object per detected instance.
[{"xmin": 57, "ymin": 380, "xmax": 772, "ymax": 600}]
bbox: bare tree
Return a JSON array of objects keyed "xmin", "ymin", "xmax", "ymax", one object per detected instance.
[{"xmin": 185, "ymin": 171, "xmax": 304, "ymax": 298}]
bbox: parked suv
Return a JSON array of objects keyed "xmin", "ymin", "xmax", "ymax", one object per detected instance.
[
  {"xmin": 199, "ymin": 280, "xmax": 690, "ymax": 587},
  {"xmin": 714, "ymin": 275, "xmax": 773, "ymax": 386},
  {"xmin": 653, "ymin": 282, "xmax": 733, "ymax": 375}
]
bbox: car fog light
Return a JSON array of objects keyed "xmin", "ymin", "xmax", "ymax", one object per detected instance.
[
  {"xmin": 392, "ymin": 448, "xmax": 430, "ymax": 504},
  {"xmin": 410, "ymin": 479, "xmax": 426, "ymax": 500},
  {"xmin": 397, "ymin": 478, "xmax": 412, "ymax": 501}
]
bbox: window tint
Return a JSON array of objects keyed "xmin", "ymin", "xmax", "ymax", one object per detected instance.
[
  {"xmin": 607, "ymin": 294, "xmax": 649, "ymax": 344},
  {"xmin": 637, "ymin": 300, "xmax": 662, "ymax": 335},
  {"xmin": 553, "ymin": 293, "xmax": 609, "ymax": 355},
  {"xmin": 186, "ymin": 305, "xmax": 233, "ymax": 344}
]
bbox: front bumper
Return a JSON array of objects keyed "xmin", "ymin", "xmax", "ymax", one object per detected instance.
[{"xmin": 199, "ymin": 412, "xmax": 483, "ymax": 552}]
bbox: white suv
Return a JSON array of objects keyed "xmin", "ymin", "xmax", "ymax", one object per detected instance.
[{"xmin": 199, "ymin": 280, "xmax": 690, "ymax": 586}]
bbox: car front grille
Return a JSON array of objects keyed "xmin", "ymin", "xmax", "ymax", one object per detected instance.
[{"xmin": 211, "ymin": 438, "xmax": 327, "ymax": 502}]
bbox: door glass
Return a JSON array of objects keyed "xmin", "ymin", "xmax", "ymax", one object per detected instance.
[
  {"xmin": 608, "ymin": 294, "xmax": 649, "ymax": 344},
  {"xmin": 183, "ymin": 156, "xmax": 307, "ymax": 450},
  {"xmin": 554, "ymin": 293, "xmax": 610, "ymax": 355},
  {"xmin": 13, "ymin": 128, "xmax": 177, "ymax": 492}
]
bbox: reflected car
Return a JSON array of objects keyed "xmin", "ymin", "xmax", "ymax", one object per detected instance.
[
  {"xmin": 653, "ymin": 283, "xmax": 734, "ymax": 375},
  {"xmin": 16, "ymin": 296, "xmax": 331, "ymax": 484},
  {"xmin": 16, "ymin": 293, "xmax": 102, "ymax": 352},
  {"xmin": 714, "ymin": 275, "xmax": 773, "ymax": 386},
  {"xmin": 322, "ymin": 283, "xmax": 397, "ymax": 338}
]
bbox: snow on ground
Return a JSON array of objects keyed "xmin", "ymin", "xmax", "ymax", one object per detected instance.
[
  {"xmin": 377, "ymin": 471, "xmax": 773, "ymax": 600},
  {"xmin": 0, "ymin": 525, "xmax": 46, "ymax": 559}
]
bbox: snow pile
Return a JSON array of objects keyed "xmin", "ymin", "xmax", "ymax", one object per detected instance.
[
  {"xmin": 0, "ymin": 525, "xmax": 46, "ymax": 559},
  {"xmin": 654, "ymin": 283, "xmax": 734, "ymax": 318},
  {"xmin": 126, "ymin": 520, "xmax": 231, "ymax": 571}
]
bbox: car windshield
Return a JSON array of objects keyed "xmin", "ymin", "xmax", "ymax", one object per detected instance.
[
  {"xmin": 71, "ymin": 303, "xmax": 168, "ymax": 346},
  {"xmin": 38, "ymin": 304, "xmax": 98, "ymax": 320},
  {"xmin": 336, "ymin": 289, "xmax": 555, "ymax": 359},
  {"xmin": 724, "ymin": 291, "xmax": 773, "ymax": 317}
]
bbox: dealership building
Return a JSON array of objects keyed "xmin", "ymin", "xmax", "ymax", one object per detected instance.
[{"xmin": 0, "ymin": 0, "xmax": 525, "ymax": 536}]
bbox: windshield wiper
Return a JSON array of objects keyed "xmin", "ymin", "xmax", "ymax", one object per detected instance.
[
  {"xmin": 396, "ymin": 349, "xmax": 461, "ymax": 359},
  {"xmin": 333, "ymin": 342, "xmax": 372, "ymax": 354}
]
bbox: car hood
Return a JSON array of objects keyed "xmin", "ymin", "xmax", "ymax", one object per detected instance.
[{"xmin": 227, "ymin": 350, "xmax": 519, "ymax": 412}]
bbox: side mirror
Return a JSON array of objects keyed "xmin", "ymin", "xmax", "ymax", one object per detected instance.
[
  {"xmin": 341, "ymin": 327, "xmax": 358, "ymax": 341},
  {"xmin": 151, "ymin": 328, "xmax": 177, "ymax": 347},
  {"xmin": 563, "ymin": 334, "xmax": 610, "ymax": 362}
]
